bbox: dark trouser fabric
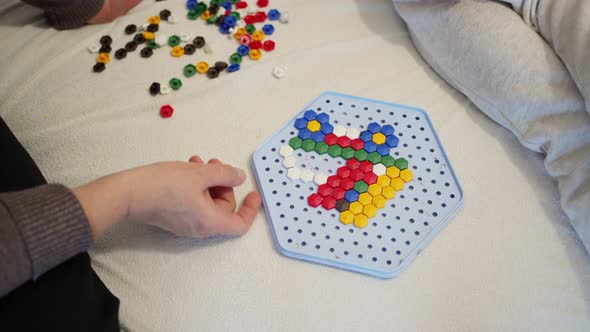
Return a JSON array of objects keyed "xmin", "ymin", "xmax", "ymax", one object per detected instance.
[{"xmin": 0, "ymin": 117, "xmax": 120, "ymax": 331}]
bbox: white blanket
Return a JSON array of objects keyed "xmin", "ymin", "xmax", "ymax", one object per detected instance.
[
  {"xmin": 393, "ymin": 0, "xmax": 590, "ymax": 252},
  {"xmin": 0, "ymin": 0, "xmax": 588, "ymax": 330}
]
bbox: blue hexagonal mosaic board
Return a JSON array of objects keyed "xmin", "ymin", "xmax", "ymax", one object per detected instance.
[{"xmin": 252, "ymin": 92, "xmax": 463, "ymax": 278}]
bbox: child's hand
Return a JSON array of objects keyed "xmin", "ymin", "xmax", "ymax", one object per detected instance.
[
  {"xmin": 88, "ymin": 0, "xmax": 142, "ymax": 25},
  {"xmin": 74, "ymin": 156, "xmax": 262, "ymax": 239}
]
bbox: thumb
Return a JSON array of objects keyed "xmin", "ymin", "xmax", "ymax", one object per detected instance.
[
  {"xmin": 202, "ymin": 163, "xmax": 246, "ymax": 188},
  {"xmin": 204, "ymin": 191, "xmax": 262, "ymax": 236}
]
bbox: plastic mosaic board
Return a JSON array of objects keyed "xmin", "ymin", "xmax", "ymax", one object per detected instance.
[{"xmin": 252, "ymin": 92, "xmax": 463, "ymax": 278}]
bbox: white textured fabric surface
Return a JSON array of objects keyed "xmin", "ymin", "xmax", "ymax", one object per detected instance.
[{"xmin": 0, "ymin": 0, "xmax": 588, "ymax": 331}]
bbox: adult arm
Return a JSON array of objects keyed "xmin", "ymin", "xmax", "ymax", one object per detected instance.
[
  {"xmin": 1, "ymin": 157, "xmax": 261, "ymax": 298},
  {"xmin": 20, "ymin": 0, "xmax": 142, "ymax": 30},
  {"xmin": 0, "ymin": 184, "xmax": 91, "ymax": 297},
  {"xmin": 21, "ymin": 0, "xmax": 104, "ymax": 30}
]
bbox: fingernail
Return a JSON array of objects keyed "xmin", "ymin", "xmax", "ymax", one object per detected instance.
[{"xmin": 237, "ymin": 168, "xmax": 246, "ymax": 179}]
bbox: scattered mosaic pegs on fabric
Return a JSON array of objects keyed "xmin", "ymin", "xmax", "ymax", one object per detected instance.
[
  {"xmin": 144, "ymin": 0, "xmax": 284, "ymax": 95},
  {"xmin": 282, "ymin": 110, "xmax": 413, "ymax": 229},
  {"xmin": 168, "ymin": 0, "xmax": 282, "ymax": 87},
  {"xmin": 90, "ymin": 0, "xmax": 288, "ymax": 117},
  {"xmin": 92, "ymin": 9, "xmax": 172, "ymax": 72}
]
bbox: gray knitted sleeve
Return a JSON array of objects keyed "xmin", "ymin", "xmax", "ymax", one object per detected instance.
[
  {"xmin": 0, "ymin": 184, "xmax": 92, "ymax": 297},
  {"xmin": 21, "ymin": 0, "xmax": 104, "ymax": 30}
]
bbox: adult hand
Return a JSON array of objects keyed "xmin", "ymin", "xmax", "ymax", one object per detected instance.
[{"xmin": 74, "ymin": 156, "xmax": 262, "ymax": 239}]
